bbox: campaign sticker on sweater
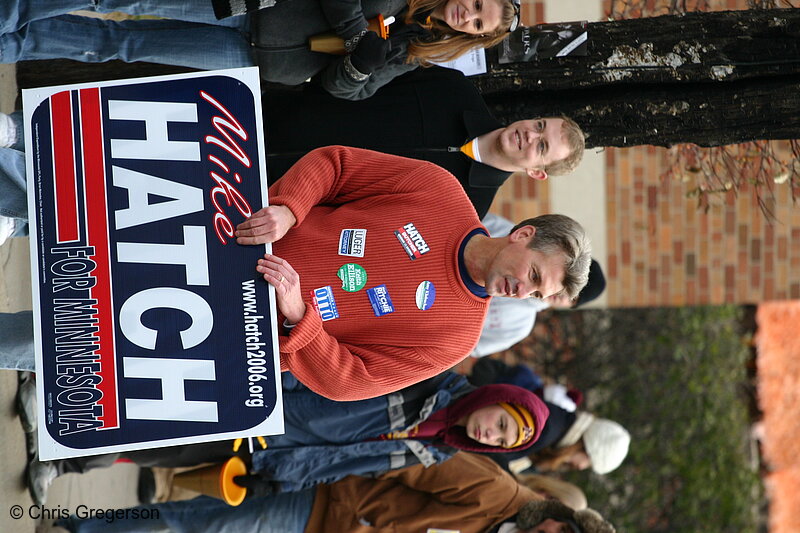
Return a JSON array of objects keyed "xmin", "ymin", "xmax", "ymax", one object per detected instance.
[
  {"xmin": 366, "ymin": 284, "xmax": 395, "ymax": 317},
  {"xmin": 337, "ymin": 263, "xmax": 367, "ymax": 292},
  {"xmin": 394, "ymin": 222, "xmax": 430, "ymax": 260},
  {"xmin": 415, "ymin": 281, "xmax": 436, "ymax": 310},
  {"xmin": 311, "ymin": 286, "xmax": 339, "ymax": 321},
  {"xmin": 338, "ymin": 228, "xmax": 366, "ymax": 257}
]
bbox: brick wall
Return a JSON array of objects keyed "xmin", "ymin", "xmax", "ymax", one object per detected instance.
[
  {"xmin": 491, "ymin": 0, "xmax": 800, "ymax": 306},
  {"xmin": 520, "ymin": 0, "xmax": 545, "ymax": 25}
]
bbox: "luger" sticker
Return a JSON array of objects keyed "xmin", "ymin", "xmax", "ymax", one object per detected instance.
[{"xmin": 338, "ymin": 228, "xmax": 367, "ymax": 257}]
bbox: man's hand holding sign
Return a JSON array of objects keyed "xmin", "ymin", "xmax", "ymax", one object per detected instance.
[{"xmin": 236, "ymin": 205, "xmax": 306, "ymax": 325}]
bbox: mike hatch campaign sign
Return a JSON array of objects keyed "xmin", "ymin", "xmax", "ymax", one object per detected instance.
[{"xmin": 22, "ymin": 68, "xmax": 283, "ymax": 460}]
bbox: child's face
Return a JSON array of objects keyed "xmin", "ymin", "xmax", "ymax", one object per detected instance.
[{"xmin": 464, "ymin": 405, "xmax": 519, "ymax": 448}]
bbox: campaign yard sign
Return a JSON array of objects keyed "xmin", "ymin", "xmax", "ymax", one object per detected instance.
[{"xmin": 23, "ymin": 68, "xmax": 283, "ymax": 460}]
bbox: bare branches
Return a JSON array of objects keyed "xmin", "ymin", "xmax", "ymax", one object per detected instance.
[
  {"xmin": 749, "ymin": 0, "xmax": 800, "ymax": 8},
  {"xmin": 608, "ymin": 0, "xmax": 799, "ymax": 19},
  {"xmin": 607, "ymin": 0, "xmax": 710, "ymax": 19},
  {"xmin": 666, "ymin": 141, "xmax": 800, "ymax": 220}
]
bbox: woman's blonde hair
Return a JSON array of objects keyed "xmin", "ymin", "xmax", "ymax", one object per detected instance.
[
  {"xmin": 530, "ymin": 441, "xmax": 586, "ymax": 472},
  {"xmin": 516, "ymin": 473, "xmax": 588, "ymax": 510},
  {"xmin": 405, "ymin": 0, "xmax": 518, "ymax": 64}
]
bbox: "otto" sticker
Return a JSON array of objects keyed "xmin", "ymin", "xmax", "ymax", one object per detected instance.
[{"xmin": 311, "ymin": 286, "xmax": 339, "ymax": 321}]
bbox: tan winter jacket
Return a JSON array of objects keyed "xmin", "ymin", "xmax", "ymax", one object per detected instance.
[{"xmin": 305, "ymin": 451, "xmax": 542, "ymax": 533}]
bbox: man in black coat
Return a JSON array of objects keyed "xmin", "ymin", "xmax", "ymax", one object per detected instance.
[{"xmin": 263, "ymin": 67, "xmax": 585, "ymax": 218}]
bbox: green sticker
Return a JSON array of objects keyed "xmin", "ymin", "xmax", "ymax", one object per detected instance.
[{"xmin": 337, "ymin": 263, "xmax": 367, "ymax": 292}]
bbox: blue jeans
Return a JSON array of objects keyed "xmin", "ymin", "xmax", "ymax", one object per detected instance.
[
  {"xmin": 0, "ymin": 310, "xmax": 35, "ymax": 371},
  {"xmin": 0, "ymin": 0, "xmax": 253, "ymax": 69},
  {"xmin": 0, "ymin": 112, "xmax": 27, "ymax": 236},
  {"xmin": 60, "ymin": 492, "xmax": 315, "ymax": 533}
]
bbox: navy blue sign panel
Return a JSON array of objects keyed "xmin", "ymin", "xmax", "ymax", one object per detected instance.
[{"xmin": 23, "ymin": 69, "xmax": 282, "ymax": 459}]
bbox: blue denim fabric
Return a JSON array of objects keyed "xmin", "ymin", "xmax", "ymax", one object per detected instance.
[
  {"xmin": 0, "ymin": 0, "xmax": 243, "ymax": 32},
  {"xmin": 61, "ymin": 491, "xmax": 315, "ymax": 533},
  {"xmin": 0, "ymin": 112, "xmax": 28, "ymax": 236},
  {"xmin": 271, "ymin": 373, "xmax": 461, "ymax": 447},
  {"xmin": 1, "ymin": 112, "xmax": 35, "ymax": 373},
  {"xmin": 247, "ymin": 374, "xmax": 464, "ymax": 490},
  {"xmin": 0, "ymin": 311, "xmax": 35, "ymax": 371},
  {"xmin": 0, "ymin": 1, "xmax": 252, "ymax": 69},
  {"xmin": 252, "ymin": 439, "xmax": 454, "ymax": 492},
  {"xmin": 0, "ymin": 146, "xmax": 27, "ymax": 231}
]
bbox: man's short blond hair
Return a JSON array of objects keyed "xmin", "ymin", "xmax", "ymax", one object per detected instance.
[{"xmin": 542, "ymin": 116, "xmax": 585, "ymax": 177}]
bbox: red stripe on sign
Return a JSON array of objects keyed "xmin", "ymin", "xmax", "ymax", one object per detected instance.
[
  {"xmin": 79, "ymin": 87, "xmax": 119, "ymax": 430},
  {"xmin": 50, "ymin": 91, "xmax": 80, "ymax": 243}
]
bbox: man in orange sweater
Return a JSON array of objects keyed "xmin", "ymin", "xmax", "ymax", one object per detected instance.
[{"xmin": 235, "ymin": 146, "xmax": 591, "ymax": 401}]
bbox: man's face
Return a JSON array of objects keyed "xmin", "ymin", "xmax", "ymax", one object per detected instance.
[
  {"xmin": 494, "ymin": 118, "xmax": 570, "ymax": 179},
  {"xmin": 464, "ymin": 405, "xmax": 519, "ymax": 447},
  {"xmin": 523, "ymin": 518, "xmax": 574, "ymax": 533},
  {"xmin": 484, "ymin": 225, "xmax": 566, "ymax": 300}
]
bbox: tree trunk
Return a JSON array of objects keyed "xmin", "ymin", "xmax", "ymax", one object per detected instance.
[
  {"xmin": 482, "ymin": 74, "xmax": 800, "ymax": 148},
  {"xmin": 476, "ymin": 8, "xmax": 800, "ymax": 92},
  {"xmin": 475, "ymin": 8, "xmax": 800, "ymax": 147}
]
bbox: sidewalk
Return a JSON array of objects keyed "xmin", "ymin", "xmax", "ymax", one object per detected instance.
[{"xmin": 0, "ymin": 63, "xmax": 139, "ymax": 533}]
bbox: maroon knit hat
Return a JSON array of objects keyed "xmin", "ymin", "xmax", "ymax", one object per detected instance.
[{"xmin": 441, "ymin": 384, "xmax": 550, "ymax": 453}]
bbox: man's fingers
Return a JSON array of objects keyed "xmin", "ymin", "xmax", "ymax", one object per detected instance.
[
  {"xmin": 234, "ymin": 206, "xmax": 295, "ymax": 246},
  {"xmin": 236, "ymin": 233, "xmax": 274, "ymax": 246},
  {"xmin": 236, "ymin": 219, "xmax": 279, "ymax": 244},
  {"xmin": 258, "ymin": 255, "xmax": 299, "ymax": 281}
]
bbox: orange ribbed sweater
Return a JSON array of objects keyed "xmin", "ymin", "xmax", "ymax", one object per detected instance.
[{"xmin": 270, "ymin": 146, "xmax": 489, "ymax": 401}]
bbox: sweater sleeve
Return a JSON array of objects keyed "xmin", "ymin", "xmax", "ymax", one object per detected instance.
[
  {"xmin": 268, "ymin": 145, "xmax": 444, "ymax": 225},
  {"xmin": 319, "ymin": 0, "xmax": 370, "ymax": 39},
  {"xmin": 317, "ymin": 25, "xmax": 422, "ymax": 101},
  {"xmin": 279, "ymin": 309, "xmax": 455, "ymax": 400},
  {"xmin": 318, "ymin": 47, "xmax": 418, "ymax": 101}
]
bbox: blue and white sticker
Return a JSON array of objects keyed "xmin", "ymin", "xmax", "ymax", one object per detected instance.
[
  {"xmin": 366, "ymin": 284, "xmax": 395, "ymax": 317},
  {"xmin": 311, "ymin": 286, "xmax": 339, "ymax": 321},
  {"xmin": 339, "ymin": 228, "xmax": 367, "ymax": 257},
  {"xmin": 415, "ymin": 281, "xmax": 436, "ymax": 310}
]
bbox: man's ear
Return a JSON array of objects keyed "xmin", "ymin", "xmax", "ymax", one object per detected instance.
[
  {"xmin": 526, "ymin": 168, "xmax": 548, "ymax": 181},
  {"xmin": 509, "ymin": 225, "xmax": 536, "ymax": 242}
]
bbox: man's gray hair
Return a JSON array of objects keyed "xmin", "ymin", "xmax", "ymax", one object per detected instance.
[{"xmin": 510, "ymin": 214, "xmax": 592, "ymax": 300}]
